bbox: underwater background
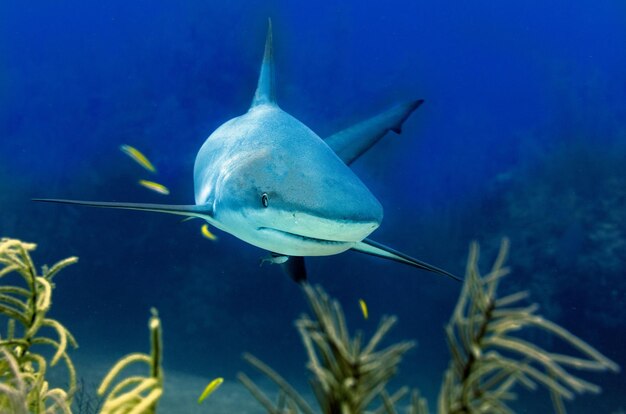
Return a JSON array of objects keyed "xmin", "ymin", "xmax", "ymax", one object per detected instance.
[{"xmin": 1, "ymin": 1, "xmax": 625, "ymax": 412}]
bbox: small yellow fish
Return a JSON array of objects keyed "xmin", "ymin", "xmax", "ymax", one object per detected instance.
[
  {"xmin": 201, "ymin": 224, "xmax": 218, "ymax": 241},
  {"xmin": 359, "ymin": 299, "xmax": 368, "ymax": 320},
  {"xmin": 198, "ymin": 377, "xmax": 223, "ymax": 404},
  {"xmin": 120, "ymin": 144, "xmax": 157, "ymax": 173},
  {"xmin": 138, "ymin": 179, "xmax": 170, "ymax": 195}
]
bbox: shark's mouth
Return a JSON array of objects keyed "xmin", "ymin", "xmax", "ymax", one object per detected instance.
[{"xmin": 258, "ymin": 227, "xmax": 352, "ymax": 245}]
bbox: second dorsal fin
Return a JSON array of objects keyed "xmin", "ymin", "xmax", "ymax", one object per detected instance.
[{"xmin": 251, "ymin": 19, "xmax": 276, "ymax": 108}]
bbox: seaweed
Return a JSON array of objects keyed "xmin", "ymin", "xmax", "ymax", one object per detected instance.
[
  {"xmin": 0, "ymin": 347, "xmax": 31, "ymax": 414},
  {"xmin": 240, "ymin": 240, "xmax": 619, "ymax": 414},
  {"xmin": 0, "ymin": 237, "xmax": 78, "ymax": 413},
  {"xmin": 438, "ymin": 238, "xmax": 620, "ymax": 413},
  {"xmin": 97, "ymin": 308, "xmax": 163, "ymax": 414},
  {"xmin": 0, "ymin": 238, "xmax": 166, "ymax": 414},
  {"xmin": 1, "ymin": 236, "xmax": 619, "ymax": 414},
  {"xmin": 239, "ymin": 283, "xmax": 415, "ymax": 414}
]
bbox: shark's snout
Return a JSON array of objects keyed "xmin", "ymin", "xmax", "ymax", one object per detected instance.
[{"xmin": 263, "ymin": 165, "xmax": 383, "ymax": 244}]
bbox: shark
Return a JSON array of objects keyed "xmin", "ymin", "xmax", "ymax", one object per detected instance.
[{"xmin": 35, "ymin": 22, "xmax": 459, "ymax": 283}]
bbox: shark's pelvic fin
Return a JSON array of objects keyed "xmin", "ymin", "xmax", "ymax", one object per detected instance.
[
  {"xmin": 352, "ymin": 238, "xmax": 461, "ymax": 281},
  {"xmin": 251, "ymin": 19, "xmax": 276, "ymax": 108},
  {"xmin": 280, "ymin": 256, "xmax": 307, "ymax": 284},
  {"xmin": 33, "ymin": 198, "xmax": 216, "ymax": 222},
  {"xmin": 325, "ymin": 100, "xmax": 424, "ymax": 165}
]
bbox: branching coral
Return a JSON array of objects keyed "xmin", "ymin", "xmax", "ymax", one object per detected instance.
[
  {"xmin": 0, "ymin": 237, "xmax": 78, "ymax": 413},
  {"xmin": 239, "ymin": 283, "xmax": 415, "ymax": 414},
  {"xmin": 97, "ymin": 308, "xmax": 163, "ymax": 414},
  {"xmin": 438, "ymin": 239, "xmax": 620, "ymax": 413}
]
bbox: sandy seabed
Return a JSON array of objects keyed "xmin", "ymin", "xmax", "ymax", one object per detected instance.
[{"xmin": 69, "ymin": 353, "xmax": 267, "ymax": 414}]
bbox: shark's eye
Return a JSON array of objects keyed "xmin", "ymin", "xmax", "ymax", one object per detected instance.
[{"xmin": 261, "ymin": 193, "xmax": 269, "ymax": 208}]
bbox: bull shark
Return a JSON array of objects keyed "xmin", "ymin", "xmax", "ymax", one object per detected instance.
[{"xmin": 35, "ymin": 21, "xmax": 459, "ymax": 283}]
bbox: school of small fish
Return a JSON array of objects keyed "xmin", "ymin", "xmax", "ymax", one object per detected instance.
[
  {"xmin": 120, "ymin": 144, "xmax": 169, "ymax": 195},
  {"xmin": 120, "ymin": 144, "xmax": 219, "ymax": 241},
  {"xmin": 120, "ymin": 144, "xmax": 218, "ymax": 240}
]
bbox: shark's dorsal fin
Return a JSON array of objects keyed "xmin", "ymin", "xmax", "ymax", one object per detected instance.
[{"xmin": 251, "ymin": 19, "xmax": 276, "ymax": 108}]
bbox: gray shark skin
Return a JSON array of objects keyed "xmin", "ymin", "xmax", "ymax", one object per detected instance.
[{"xmin": 34, "ymin": 21, "xmax": 459, "ymax": 282}]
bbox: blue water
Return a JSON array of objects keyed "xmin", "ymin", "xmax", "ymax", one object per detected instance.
[{"xmin": 1, "ymin": 1, "xmax": 625, "ymax": 412}]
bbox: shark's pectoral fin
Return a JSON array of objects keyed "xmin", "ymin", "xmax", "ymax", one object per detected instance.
[
  {"xmin": 325, "ymin": 100, "xmax": 424, "ymax": 165},
  {"xmin": 280, "ymin": 256, "xmax": 307, "ymax": 284},
  {"xmin": 352, "ymin": 238, "xmax": 461, "ymax": 282},
  {"xmin": 32, "ymin": 198, "xmax": 217, "ymax": 225}
]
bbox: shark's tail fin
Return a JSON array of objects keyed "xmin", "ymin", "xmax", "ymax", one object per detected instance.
[{"xmin": 251, "ymin": 19, "xmax": 276, "ymax": 108}]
